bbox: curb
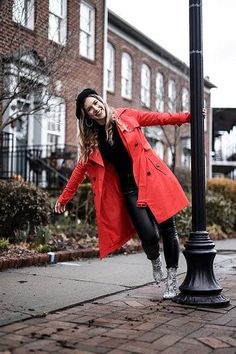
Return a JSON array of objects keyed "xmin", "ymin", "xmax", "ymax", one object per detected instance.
[
  {"xmin": 1, "ymin": 235, "xmax": 234, "ymax": 272},
  {"xmin": 0, "ymin": 245, "xmax": 143, "ymax": 271}
]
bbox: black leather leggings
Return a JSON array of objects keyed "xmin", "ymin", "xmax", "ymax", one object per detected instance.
[{"xmin": 124, "ymin": 189, "xmax": 179, "ymax": 269}]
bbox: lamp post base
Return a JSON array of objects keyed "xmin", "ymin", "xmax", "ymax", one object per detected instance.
[
  {"xmin": 172, "ymin": 231, "xmax": 230, "ymax": 307},
  {"xmin": 174, "ymin": 293, "xmax": 230, "ymax": 307}
]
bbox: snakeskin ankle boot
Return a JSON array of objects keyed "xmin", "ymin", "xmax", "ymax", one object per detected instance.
[
  {"xmin": 163, "ymin": 267, "xmax": 178, "ymax": 299},
  {"xmin": 151, "ymin": 256, "xmax": 164, "ymax": 284}
]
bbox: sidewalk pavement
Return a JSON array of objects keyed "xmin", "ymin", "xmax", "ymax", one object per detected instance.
[{"xmin": 0, "ymin": 254, "xmax": 235, "ymax": 353}]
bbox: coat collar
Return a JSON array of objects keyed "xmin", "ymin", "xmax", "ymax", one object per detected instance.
[
  {"xmin": 89, "ymin": 149, "xmax": 104, "ymax": 167},
  {"xmin": 114, "ymin": 108, "xmax": 140, "ymax": 131}
]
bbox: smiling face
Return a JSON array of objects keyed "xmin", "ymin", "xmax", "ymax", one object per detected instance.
[{"xmin": 83, "ymin": 96, "xmax": 106, "ymax": 125}]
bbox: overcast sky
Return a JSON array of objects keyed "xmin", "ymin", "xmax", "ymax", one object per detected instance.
[{"xmin": 107, "ymin": 0, "xmax": 236, "ymax": 108}]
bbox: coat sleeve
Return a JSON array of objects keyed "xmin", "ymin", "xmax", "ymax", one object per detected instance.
[
  {"xmin": 127, "ymin": 109, "xmax": 191, "ymax": 127},
  {"xmin": 58, "ymin": 160, "xmax": 87, "ymax": 205}
]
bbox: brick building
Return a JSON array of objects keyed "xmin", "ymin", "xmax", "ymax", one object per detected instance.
[
  {"xmin": 0, "ymin": 0, "xmax": 105, "ymax": 146},
  {"xmin": 0, "ymin": 0, "xmax": 214, "ymax": 187}
]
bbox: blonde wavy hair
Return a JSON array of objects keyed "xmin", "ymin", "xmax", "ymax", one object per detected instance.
[{"xmin": 77, "ymin": 95, "xmax": 126, "ymax": 164}]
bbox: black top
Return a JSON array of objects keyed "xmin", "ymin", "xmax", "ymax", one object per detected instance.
[{"xmin": 96, "ymin": 122, "xmax": 137, "ymax": 190}]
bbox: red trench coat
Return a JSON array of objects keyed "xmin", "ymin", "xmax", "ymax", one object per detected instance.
[{"xmin": 58, "ymin": 108, "xmax": 191, "ymax": 258}]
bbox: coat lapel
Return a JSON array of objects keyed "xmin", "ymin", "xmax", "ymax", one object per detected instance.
[{"xmin": 89, "ymin": 149, "xmax": 104, "ymax": 167}]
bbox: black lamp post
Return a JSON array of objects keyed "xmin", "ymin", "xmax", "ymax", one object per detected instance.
[{"xmin": 173, "ymin": 0, "xmax": 230, "ymax": 306}]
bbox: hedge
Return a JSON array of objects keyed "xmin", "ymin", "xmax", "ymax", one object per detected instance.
[{"xmin": 0, "ymin": 180, "xmax": 51, "ymax": 242}]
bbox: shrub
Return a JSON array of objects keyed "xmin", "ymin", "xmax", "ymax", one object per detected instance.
[
  {"xmin": 175, "ymin": 204, "xmax": 192, "ymax": 238},
  {"xmin": 207, "ymin": 178, "xmax": 236, "ymax": 204},
  {"xmin": 207, "ymin": 224, "xmax": 227, "ymax": 240},
  {"xmin": 64, "ymin": 183, "xmax": 95, "ymax": 224},
  {"xmin": 207, "ymin": 178, "xmax": 236, "ymax": 232},
  {"xmin": 176, "ymin": 188, "xmax": 236, "ymax": 238},
  {"xmin": 0, "ymin": 180, "xmax": 51, "ymax": 242},
  {"xmin": 50, "ymin": 182, "xmax": 97, "ymax": 241},
  {"xmin": 206, "ymin": 189, "xmax": 236, "ymax": 233},
  {"xmin": 33, "ymin": 243, "xmax": 53, "ymax": 253},
  {"xmin": 0, "ymin": 238, "xmax": 10, "ymax": 250}
]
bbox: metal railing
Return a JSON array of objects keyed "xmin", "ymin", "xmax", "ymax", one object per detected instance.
[
  {"xmin": 0, "ymin": 132, "xmax": 78, "ymax": 189},
  {"xmin": 212, "ymin": 150, "xmax": 236, "ymax": 162}
]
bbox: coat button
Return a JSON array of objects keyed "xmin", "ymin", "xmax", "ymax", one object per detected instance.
[
  {"xmin": 135, "ymin": 142, "xmax": 139, "ymax": 147},
  {"xmin": 93, "ymin": 177, "xmax": 96, "ymax": 181},
  {"xmin": 147, "ymin": 171, "xmax": 151, "ymax": 176},
  {"xmin": 156, "ymin": 163, "xmax": 160, "ymax": 168}
]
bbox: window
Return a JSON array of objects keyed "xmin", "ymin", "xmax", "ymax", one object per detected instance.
[
  {"xmin": 141, "ymin": 64, "xmax": 151, "ymax": 107},
  {"xmin": 181, "ymin": 137, "xmax": 191, "ymax": 167},
  {"xmin": 181, "ymin": 87, "xmax": 189, "ymax": 111},
  {"xmin": 121, "ymin": 52, "xmax": 132, "ymax": 99},
  {"xmin": 80, "ymin": 1, "xmax": 95, "ymax": 60},
  {"xmin": 167, "ymin": 147, "xmax": 173, "ymax": 167},
  {"xmin": 46, "ymin": 97, "xmax": 65, "ymax": 146},
  {"xmin": 105, "ymin": 43, "xmax": 115, "ymax": 92},
  {"xmin": 155, "ymin": 141, "xmax": 164, "ymax": 159},
  {"xmin": 48, "ymin": 0, "xmax": 67, "ymax": 45},
  {"xmin": 155, "ymin": 72, "xmax": 164, "ymax": 112},
  {"xmin": 168, "ymin": 79, "xmax": 176, "ymax": 112},
  {"xmin": 12, "ymin": 0, "xmax": 35, "ymax": 29},
  {"xmin": 15, "ymin": 90, "xmax": 31, "ymax": 146}
]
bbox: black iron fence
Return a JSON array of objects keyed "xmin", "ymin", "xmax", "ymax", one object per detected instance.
[{"xmin": 0, "ymin": 132, "xmax": 78, "ymax": 189}]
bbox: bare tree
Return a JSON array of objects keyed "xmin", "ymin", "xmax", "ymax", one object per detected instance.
[
  {"xmin": 155, "ymin": 67, "xmax": 190, "ymax": 173},
  {"xmin": 0, "ymin": 0, "xmax": 78, "ymax": 133}
]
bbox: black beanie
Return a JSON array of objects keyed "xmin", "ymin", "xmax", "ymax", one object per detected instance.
[{"xmin": 76, "ymin": 88, "xmax": 98, "ymax": 119}]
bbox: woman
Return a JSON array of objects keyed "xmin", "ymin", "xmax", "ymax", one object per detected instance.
[{"xmin": 55, "ymin": 88, "xmax": 191, "ymax": 299}]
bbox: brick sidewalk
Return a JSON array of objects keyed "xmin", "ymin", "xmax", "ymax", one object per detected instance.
[{"xmin": 0, "ymin": 272, "xmax": 235, "ymax": 354}]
